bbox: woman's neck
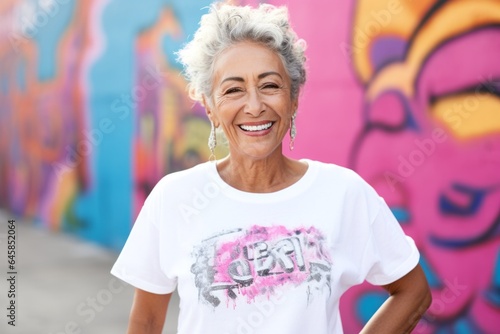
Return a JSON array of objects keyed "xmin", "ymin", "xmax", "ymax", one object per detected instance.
[{"xmin": 216, "ymin": 150, "xmax": 307, "ymax": 193}]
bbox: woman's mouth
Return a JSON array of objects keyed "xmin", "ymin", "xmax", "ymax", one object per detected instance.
[{"xmin": 239, "ymin": 122, "xmax": 274, "ymax": 132}]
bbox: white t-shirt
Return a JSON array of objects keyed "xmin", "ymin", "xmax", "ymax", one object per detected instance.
[{"xmin": 111, "ymin": 159, "xmax": 419, "ymax": 334}]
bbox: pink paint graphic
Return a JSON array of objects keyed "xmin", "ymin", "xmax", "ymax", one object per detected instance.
[{"xmin": 191, "ymin": 225, "xmax": 333, "ymax": 307}]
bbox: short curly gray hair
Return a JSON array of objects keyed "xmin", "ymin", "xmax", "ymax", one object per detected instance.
[{"xmin": 177, "ymin": 2, "xmax": 307, "ymax": 104}]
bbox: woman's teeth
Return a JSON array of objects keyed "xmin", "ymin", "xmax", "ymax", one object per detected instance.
[{"xmin": 239, "ymin": 122, "xmax": 273, "ymax": 132}]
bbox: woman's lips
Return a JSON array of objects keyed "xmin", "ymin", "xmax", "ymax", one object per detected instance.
[{"xmin": 238, "ymin": 121, "xmax": 275, "ymax": 136}]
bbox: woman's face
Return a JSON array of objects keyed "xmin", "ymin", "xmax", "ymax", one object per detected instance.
[{"xmin": 207, "ymin": 41, "xmax": 298, "ymax": 160}]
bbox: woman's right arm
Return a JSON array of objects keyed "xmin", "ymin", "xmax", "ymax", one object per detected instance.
[{"xmin": 127, "ymin": 288, "xmax": 172, "ymax": 334}]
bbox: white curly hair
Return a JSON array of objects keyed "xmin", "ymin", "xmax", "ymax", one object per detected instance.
[{"xmin": 177, "ymin": 2, "xmax": 307, "ymax": 105}]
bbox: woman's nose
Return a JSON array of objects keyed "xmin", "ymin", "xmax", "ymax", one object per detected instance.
[{"xmin": 244, "ymin": 88, "xmax": 265, "ymax": 117}]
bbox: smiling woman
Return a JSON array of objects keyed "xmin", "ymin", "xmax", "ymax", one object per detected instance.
[
  {"xmin": 207, "ymin": 41, "xmax": 299, "ymax": 179},
  {"xmin": 111, "ymin": 2, "xmax": 431, "ymax": 334}
]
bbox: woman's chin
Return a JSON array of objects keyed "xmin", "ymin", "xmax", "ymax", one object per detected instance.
[{"xmin": 231, "ymin": 143, "xmax": 284, "ymax": 161}]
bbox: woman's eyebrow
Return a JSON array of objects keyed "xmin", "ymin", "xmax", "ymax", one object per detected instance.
[
  {"xmin": 220, "ymin": 72, "xmax": 283, "ymax": 85},
  {"xmin": 220, "ymin": 76, "xmax": 244, "ymax": 85},
  {"xmin": 258, "ymin": 71, "xmax": 282, "ymax": 79}
]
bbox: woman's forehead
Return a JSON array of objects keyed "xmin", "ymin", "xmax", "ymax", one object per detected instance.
[{"xmin": 212, "ymin": 41, "xmax": 288, "ymax": 84}]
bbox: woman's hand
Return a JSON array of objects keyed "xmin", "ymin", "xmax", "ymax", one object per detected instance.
[
  {"xmin": 360, "ymin": 264, "xmax": 432, "ymax": 334},
  {"xmin": 127, "ymin": 288, "xmax": 172, "ymax": 334}
]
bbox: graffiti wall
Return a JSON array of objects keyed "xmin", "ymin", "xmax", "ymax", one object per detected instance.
[
  {"xmin": 0, "ymin": 0, "xmax": 498, "ymax": 332},
  {"xmin": 0, "ymin": 0, "xmax": 90, "ymax": 230},
  {"xmin": 339, "ymin": 1, "xmax": 500, "ymax": 333},
  {"xmin": 0, "ymin": 0, "xmax": 225, "ymax": 247}
]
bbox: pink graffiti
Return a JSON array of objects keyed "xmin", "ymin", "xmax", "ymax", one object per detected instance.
[{"xmin": 192, "ymin": 225, "xmax": 332, "ymax": 306}]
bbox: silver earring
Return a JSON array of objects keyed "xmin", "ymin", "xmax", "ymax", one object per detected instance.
[
  {"xmin": 289, "ymin": 114, "xmax": 296, "ymax": 151},
  {"xmin": 208, "ymin": 121, "xmax": 217, "ymax": 161}
]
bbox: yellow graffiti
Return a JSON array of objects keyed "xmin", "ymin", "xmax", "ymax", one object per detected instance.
[
  {"xmin": 353, "ymin": 0, "xmax": 500, "ymax": 86},
  {"xmin": 432, "ymin": 93, "xmax": 500, "ymax": 140}
]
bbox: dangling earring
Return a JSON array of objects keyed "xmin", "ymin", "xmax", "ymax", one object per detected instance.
[
  {"xmin": 208, "ymin": 121, "xmax": 217, "ymax": 161},
  {"xmin": 289, "ymin": 113, "xmax": 297, "ymax": 151}
]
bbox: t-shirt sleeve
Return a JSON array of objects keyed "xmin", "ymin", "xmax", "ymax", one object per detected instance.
[
  {"xmin": 361, "ymin": 197, "xmax": 420, "ymax": 286},
  {"xmin": 110, "ymin": 184, "xmax": 177, "ymax": 294}
]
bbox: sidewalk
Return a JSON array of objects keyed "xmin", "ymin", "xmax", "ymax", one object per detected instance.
[{"xmin": 0, "ymin": 210, "xmax": 179, "ymax": 334}]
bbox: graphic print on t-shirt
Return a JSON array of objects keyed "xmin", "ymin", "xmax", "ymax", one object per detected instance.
[{"xmin": 191, "ymin": 225, "xmax": 332, "ymax": 308}]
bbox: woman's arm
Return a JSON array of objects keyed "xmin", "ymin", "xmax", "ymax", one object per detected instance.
[
  {"xmin": 360, "ymin": 264, "xmax": 432, "ymax": 334},
  {"xmin": 127, "ymin": 288, "xmax": 172, "ymax": 334}
]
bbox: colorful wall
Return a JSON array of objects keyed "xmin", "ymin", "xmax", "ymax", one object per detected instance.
[{"xmin": 0, "ymin": 0, "xmax": 498, "ymax": 332}]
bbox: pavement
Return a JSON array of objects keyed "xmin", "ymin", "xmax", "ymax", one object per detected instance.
[{"xmin": 0, "ymin": 209, "xmax": 180, "ymax": 334}]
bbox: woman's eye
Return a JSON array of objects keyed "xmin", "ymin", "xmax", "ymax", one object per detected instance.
[
  {"xmin": 224, "ymin": 87, "xmax": 243, "ymax": 95},
  {"xmin": 262, "ymin": 83, "xmax": 279, "ymax": 89}
]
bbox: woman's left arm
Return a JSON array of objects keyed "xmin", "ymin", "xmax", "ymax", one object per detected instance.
[{"xmin": 360, "ymin": 264, "xmax": 432, "ymax": 334}]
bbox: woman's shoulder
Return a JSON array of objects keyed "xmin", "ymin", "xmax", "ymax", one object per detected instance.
[
  {"xmin": 304, "ymin": 159, "xmax": 366, "ymax": 184},
  {"xmin": 151, "ymin": 162, "xmax": 213, "ymax": 194},
  {"xmin": 305, "ymin": 159, "xmax": 379, "ymax": 197},
  {"xmin": 305, "ymin": 159, "xmax": 382, "ymax": 216}
]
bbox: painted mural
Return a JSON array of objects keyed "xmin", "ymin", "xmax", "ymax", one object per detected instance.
[
  {"xmin": 0, "ymin": 0, "xmax": 498, "ymax": 332},
  {"xmin": 0, "ymin": 0, "xmax": 90, "ymax": 231},
  {"xmin": 341, "ymin": 0, "xmax": 500, "ymax": 333},
  {"xmin": 0, "ymin": 0, "xmax": 225, "ymax": 247}
]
